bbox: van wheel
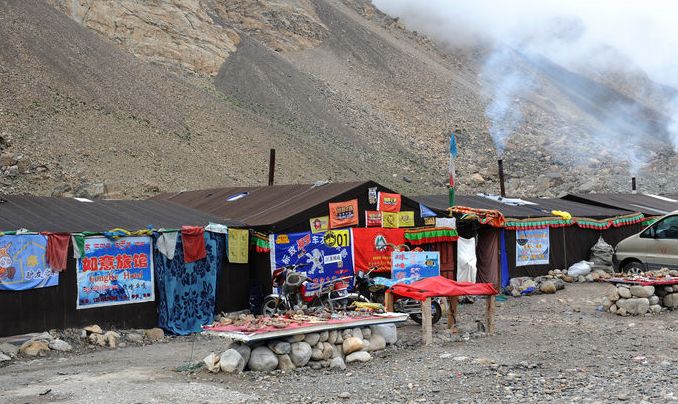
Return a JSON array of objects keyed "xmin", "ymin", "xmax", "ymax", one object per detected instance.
[{"xmin": 623, "ymin": 261, "xmax": 644, "ymax": 274}]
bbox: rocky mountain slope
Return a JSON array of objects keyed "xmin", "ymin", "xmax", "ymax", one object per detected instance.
[{"xmin": 1, "ymin": 0, "xmax": 676, "ymax": 199}]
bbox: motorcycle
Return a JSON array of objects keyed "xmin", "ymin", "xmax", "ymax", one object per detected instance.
[
  {"xmin": 262, "ymin": 263, "xmax": 356, "ymax": 315},
  {"xmin": 353, "ymin": 267, "xmax": 443, "ymax": 325}
]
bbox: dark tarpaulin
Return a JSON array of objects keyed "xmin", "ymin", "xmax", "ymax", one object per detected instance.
[{"xmin": 476, "ymin": 227, "xmax": 500, "ymax": 287}]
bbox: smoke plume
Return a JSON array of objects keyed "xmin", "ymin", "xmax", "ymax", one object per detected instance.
[{"xmin": 374, "ymin": 0, "xmax": 678, "ymax": 174}]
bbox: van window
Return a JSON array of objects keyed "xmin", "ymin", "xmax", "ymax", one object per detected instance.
[{"xmin": 653, "ymin": 215, "xmax": 678, "ymax": 239}]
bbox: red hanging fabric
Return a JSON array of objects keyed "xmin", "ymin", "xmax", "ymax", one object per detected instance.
[
  {"xmin": 45, "ymin": 233, "xmax": 70, "ymax": 272},
  {"xmin": 181, "ymin": 226, "xmax": 206, "ymax": 263},
  {"xmin": 390, "ymin": 276, "xmax": 498, "ymax": 301}
]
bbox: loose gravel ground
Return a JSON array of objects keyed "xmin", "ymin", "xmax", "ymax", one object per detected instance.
[{"xmin": 2, "ymin": 282, "xmax": 677, "ymax": 403}]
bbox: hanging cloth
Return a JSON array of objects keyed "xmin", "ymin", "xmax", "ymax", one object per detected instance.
[
  {"xmin": 72, "ymin": 234, "xmax": 85, "ymax": 259},
  {"xmin": 228, "ymin": 228, "xmax": 249, "ymax": 264},
  {"xmin": 181, "ymin": 226, "xmax": 206, "ymax": 263},
  {"xmin": 45, "ymin": 233, "xmax": 70, "ymax": 272},
  {"xmin": 156, "ymin": 231, "xmax": 178, "ymax": 260},
  {"xmin": 457, "ymin": 236, "xmax": 477, "ymax": 283}
]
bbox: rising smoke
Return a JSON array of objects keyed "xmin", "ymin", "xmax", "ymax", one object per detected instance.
[{"xmin": 373, "ymin": 0, "xmax": 678, "ymax": 174}]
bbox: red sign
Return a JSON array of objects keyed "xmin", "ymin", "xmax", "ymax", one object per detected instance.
[
  {"xmin": 329, "ymin": 199, "xmax": 359, "ymax": 229},
  {"xmin": 377, "ymin": 192, "xmax": 401, "ymax": 212},
  {"xmin": 352, "ymin": 228, "xmax": 405, "ymax": 273},
  {"xmin": 365, "ymin": 211, "xmax": 382, "ymax": 227}
]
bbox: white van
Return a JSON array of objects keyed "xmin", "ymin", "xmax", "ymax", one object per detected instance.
[{"xmin": 613, "ymin": 211, "xmax": 678, "ymax": 272}]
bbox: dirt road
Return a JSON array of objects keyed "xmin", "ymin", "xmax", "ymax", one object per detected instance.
[{"xmin": 2, "ymin": 282, "xmax": 677, "ymax": 403}]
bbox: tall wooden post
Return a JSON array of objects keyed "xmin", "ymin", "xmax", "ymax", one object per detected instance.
[
  {"xmin": 422, "ymin": 298, "xmax": 433, "ymax": 346},
  {"xmin": 384, "ymin": 290, "xmax": 394, "ymax": 312},
  {"xmin": 486, "ymin": 295, "xmax": 496, "ymax": 335},
  {"xmin": 447, "ymin": 296, "xmax": 458, "ymax": 333}
]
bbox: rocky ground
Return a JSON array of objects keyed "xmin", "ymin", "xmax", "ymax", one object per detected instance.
[{"xmin": 2, "ymin": 282, "xmax": 677, "ymax": 403}]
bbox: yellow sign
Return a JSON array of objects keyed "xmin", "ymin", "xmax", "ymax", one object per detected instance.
[
  {"xmin": 424, "ymin": 217, "xmax": 435, "ymax": 226},
  {"xmin": 323, "ymin": 230, "xmax": 350, "ymax": 247},
  {"xmin": 382, "ymin": 212, "xmax": 398, "ymax": 228},
  {"xmin": 275, "ymin": 234, "xmax": 290, "ymax": 244},
  {"xmin": 228, "ymin": 228, "xmax": 249, "ymax": 264},
  {"xmin": 309, "ymin": 216, "xmax": 330, "ymax": 234},
  {"xmin": 398, "ymin": 211, "xmax": 415, "ymax": 227}
]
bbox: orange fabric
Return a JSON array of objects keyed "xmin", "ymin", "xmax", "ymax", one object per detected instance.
[
  {"xmin": 377, "ymin": 192, "xmax": 402, "ymax": 212},
  {"xmin": 329, "ymin": 199, "xmax": 359, "ymax": 228},
  {"xmin": 181, "ymin": 226, "xmax": 206, "ymax": 263},
  {"xmin": 451, "ymin": 206, "xmax": 506, "ymax": 228},
  {"xmin": 45, "ymin": 233, "xmax": 70, "ymax": 272},
  {"xmin": 390, "ymin": 276, "xmax": 498, "ymax": 300}
]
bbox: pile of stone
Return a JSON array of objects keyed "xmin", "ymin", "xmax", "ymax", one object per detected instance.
[
  {"xmin": 0, "ymin": 331, "xmax": 72, "ymax": 363},
  {"xmin": 507, "ymin": 268, "xmax": 612, "ymax": 297},
  {"xmin": 203, "ymin": 324, "xmax": 397, "ymax": 374},
  {"xmin": 81, "ymin": 325, "xmax": 165, "ymax": 348},
  {"xmin": 604, "ymin": 285, "xmax": 665, "ymax": 316}
]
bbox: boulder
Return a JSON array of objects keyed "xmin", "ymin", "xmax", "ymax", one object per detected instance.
[
  {"xmin": 562, "ymin": 275, "xmax": 574, "ymax": 283},
  {"xmin": 608, "ymin": 288, "xmax": 620, "ymax": 302},
  {"xmin": 20, "ymin": 340, "xmax": 49, "ymax": 356},
  {"xmin": 84, "ymin": 325, "xmax": 103, "ymax": 335},
  {"xmin": 553, "ymin": 279, "xmax": 565, "ymax": 290},
  {"xmin": 309, "ymin": 361, "xmax": 322, "ymax": 370},
  {"xmin": 289, "ymin": 342, "xmax": 312, "ymax": 367},
  {"xmin": 664, "ymin": 293, "xmax": 678, "ymax": 308},
  {"xmin": 352, "ymin": 328, "xmax": 363, "ymax": 340},
  {"xmin": 335, "ymin": 333, "xmax": 344, "ymax": 344},
  {"xmin": 0, "ymin": 353, "xmax": 10, "ymax": 362},
  {"xmin": 89, "ymin": 333, "xmax": 106, "ymax": 346},
  {"xmin": 319, "ymin": 331, "xmax": 329, "ymax": 342},
  {"xmin": 127, "ymin": 333, "xmax": 143, "ymax": 344},
  {"xmin": 346, "ymin": 351, "xmax": 372, "ymax": 363},
  {"xmin": 539, "ymin": 281, "xmax": 557, "ymax": 294},
  {"xmin": 577, "ymin": 275, "xmax": 586, "ymax": 283},
  {"xmin": 48, "ymin": 339, "xmax": 72, "ymax": 352},
  {"xmin": 304, "ymin": 333, "xmax": 321, "ymax": 346},
  {"xmin": 287, "ymin": 334, "xmax": 305, "ymax": 343},
  {"xmin": 219, "ymin": 349, "xmax": 246, "ymax": 373},
  {"xmin": 277, "ymin": 354, "xmax": 296, "ymax": 371},
  {"xmin": 330, "ymin": 356, "xmax": 346, "ymax": 370},
  {"xmin": 601, "ymin": 297, "xmax": 612, "ymax": 310},
  {"xmin": 0, "ymin": 342, "xmax": 19, "ymax": 358},
  {"xmin": 144, "ymin": 328, "xmax": 164, "ymax": 341},
  {"xmin": 203, "ymin": 352, "xmax": 220, "ymax": 373},
  {"xmin": 248, "ymin": 347, "xmax": 278, "ymax": 371},
  {"xmin": 234, "ymin": 345, "xmax": 251, "ymax": 365},
  {"xmin": 342, "ymin": 329, "xmax": 352, "ymax": 339},
  {"xmin": 609, "ymin": 304, "xmax": 618, "ymax": 314},
  {"xmin": 321, "ymin": 342, "xmax": 334, "ymax": 360},
  {"xmin": 630, "ymin": 285, "xmax": 655, "ymax": 298},
  {"xmin": 328, "ymin": 330, "xmax": 338, "ymax": 344},
  {"xmin": 104, "ymin": 331, "xmax": 121, "ymax": 348},
  {"xmin": 268, "ymin": 341, "xmax": 290, "ymax": 355},
  {"xmin": 585, "ymin": 274, "xmax": 594, "ymax": 282},
  {"xmin": 634, "ymin": 298, "xmax": 650, "ymax": 315},
  {"xmin": 370, "ymin": 324, "xmax": 397, "ymax": 344},
  {"xmin": 367, "ymin": 334, "xmax": 386, "ymax": 352},
  {"xmin": 649, "ymin": 295, "xmax": 660, "ymax": 305},
  {"xmin": 617, "ymin": 286, "xmax": 632, "ymax": 299},
  {"xmin": 362, "ymin": 328, "xmax": 372, "ymax": 339},
  {"xmin": 617, "ymin": 307, "xmax": 628, "ymax": 316},
  {"xmin": 342, "ymin": 337, "xmax": 364, "ymax": 354},
  {"xmin": 311, "ymin": 347, "xmax": 324, "ymax": 361},
  {"xmin": 650, "ymin": 305, "xmax": 662, "ymax": 314}
]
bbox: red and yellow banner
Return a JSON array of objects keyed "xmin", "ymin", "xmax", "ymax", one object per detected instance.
[
  {"xmin": 329, "ymin": 199, "xmax": 359, "ymax": 229},
  {"xmin": 365, "ymin": 211, "xmax": 382, "ymax": 227},
  {"xmin": 351, "ymin": 228, "xmax": 405, "ymax": 273},
  {"xmin": 377, "ymin": 192, "xmax": 401, "ymax": 213}
]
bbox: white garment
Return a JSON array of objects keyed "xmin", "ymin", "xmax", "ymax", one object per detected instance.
[
  {"xmin": 205, "ymin": 222, "xmax": 228, "ymax": 234},
  {"xmin": 156, "ymin": 231, "xmax": 179, "ymax": 260},
  {"xmin": 435, "ymin": 217, "xmax": 456, "ymax": 229},
  {"xmin": 457, "ymin": 236, "xmax": 477, "ymax": 283}
]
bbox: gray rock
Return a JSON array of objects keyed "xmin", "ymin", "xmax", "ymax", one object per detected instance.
[
  {"xmin": 539, "ymin": 281, "xmax": 557, "ymax": 294},
  {"xmin": 31, "ymin": 331, "xmax": 54, "ymax": 341},
  {"xmin": 618, "ymin": 286, "xmax": 632, "ymax": 299},
  {"xmin": 319, "ymin": 331, "xmax": 329, "ymax": 342},
  {"xmin": 346, "ymin": 351, "xmax": 372, "ymax": 363},
  {"xmin": 309, "ymin": 361, "xmax": 322, "ymax": 370},
  {"xmin": 311, "ymin": 347, "xmax": 324, "ymax": 361},
  {"xmin": 368, "ymin": 334, "xmax": 386, "ymax": 352},
  {"xmin": 338, "ymin": 391, "xmax": 351, "ymax": 399},
  {"xmin": 127, "ymin": 333, "xmax": 143, "ymax": 344},
  {"xmin": 362, "ymin": 328, "xmax": 372, "ymax": 339},
  {"xmin": 609, "ymin": 304, "xmax": 617, "ymax": 314},
  {"xmin": 289, "ymin": 342, "xmax": 312, "ymax": 367},
  {"xmin": 247, "ymin": 346, "xmax": 278, "ymax": 371},
  {"xmin": 352, "ymin": 328, "xmax": 363, "ymax": 340},
  {"xmin": 322, "ymin": 342, "xmax": 334, "ymax": 360},
  {"xmin": 304, "ymin": 333, "xmax": 321, "ymax": 346},
  {"xmin": 664, "ymin": 293, "xmax": 678, "ymax": 308},
  {"xmin": 617, "ymin": 307, "xmax": 628, "ymax": 316},
  {"xmin": 287, "ymin": 334, "xmax": 306, "ymax": 343},
  {"xmin": 342, "ymin": 329, "xmax": 352, "ymax": 339},
  {"xmin": 649, "ymin": 295, "xmax": 660, "ymax": 305},
  {"xmin": 277, "ymin": 354, "xmax": 296, "ymax": 371},
  {"xmin": 649, "ymin": 304, "xmax": 662, "ymax": 314},
  {"xmin": 328, "ymin": 330, "xmax": 338, "ymax": 344},
  {"xmin": 370, "ymin": 324, "xmax": 397, "ymax": 344},
  {"xmin": 0, "ymin": 353, "xmax": 11, "ymax": 362},
  {"xmin": 48, "ymin": 339, "xmax": 72, "ymax": 352},
  {"xmin": 330, "ymin": 357, "xmax": 347, "ymax": 370},
  {"xmin": 0, "ymin": 342, "xmax": 19, "ymax": 357},
  {"xmin": 220, "ymin": 349, "xmax": 246, "ymax": 373},
  {"xmin": 268, "ymin": 341, "xmax": 291, "ymax": 355},
  {"xmin": 335, "ymin": 333, "xmax": 344, "ymax": 344},
  {"xmin": 553, "ymin": 279, "xmax": 565, "ymax": 290},
  {"xmin": 630, "ymin": 285, "xmax": 655, "ymax": 298},
  {"xmin": 234, "ymin": 344, "xmax": 251, "ymax": 365}
]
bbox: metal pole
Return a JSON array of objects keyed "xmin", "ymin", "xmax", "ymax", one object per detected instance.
[
  {"xmin": 497, "ymin": 159, "xmax": 506, "ymax": 197},
  {"xmin": 268, "ymin": 149, "xmax": 276, "ymax": 186}
]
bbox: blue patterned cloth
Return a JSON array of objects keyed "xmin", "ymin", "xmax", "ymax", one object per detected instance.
[{"xmin": 153, "ymin": 231, "xmax": 224, "ymax": 335}]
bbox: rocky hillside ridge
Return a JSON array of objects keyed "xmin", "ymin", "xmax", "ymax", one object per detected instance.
[{"xmin": 1, "ymin": 0, "xmax": 676, "ymax": 200}]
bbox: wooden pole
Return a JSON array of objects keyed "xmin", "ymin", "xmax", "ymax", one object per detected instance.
[
  {"xmin": 384, "ymin": 290, "xmax": 394, "ymax": 312},
  {"xmin": 447, "ymin": 296, "xmax": 458, "ymax": 333},
  {"xmin": 486, "ymin": 295, "xmax": 496, "ymax": 335},
  {"xmin": 268, "ymin": 148, "xmax": 276, "ymax": 186},
  {"xmin": 422, "ymin": 297, "xmax": 433, "ymax": 346}
]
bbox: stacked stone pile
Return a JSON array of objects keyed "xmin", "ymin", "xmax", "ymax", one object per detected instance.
[{"xmin": 603, "ymin": 284, "xmax": 670, "ymax": 316}]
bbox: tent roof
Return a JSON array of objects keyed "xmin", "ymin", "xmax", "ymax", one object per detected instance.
[
  {"xmin": 563, "ymin": 193, "xmax": 678, "ymax": 216},
  {"xmin": 0, "ymin": 195, "xmax": 237, "ymax": 233},
  {"xmin": 414, "ymin": 194, "xmax": 634, "ymax": 219}
]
